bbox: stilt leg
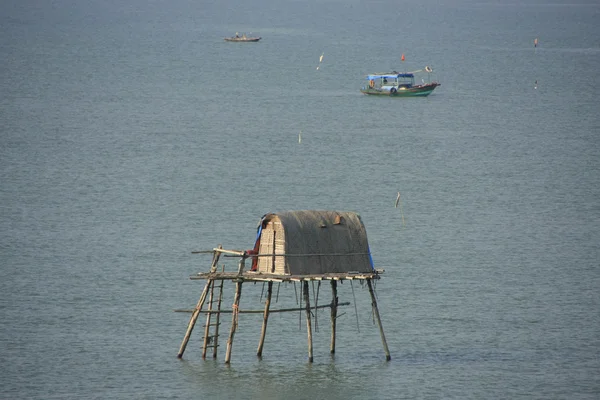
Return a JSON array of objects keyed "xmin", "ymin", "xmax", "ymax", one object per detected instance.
[
  {"xmin": 367, "ymin": 278, "xmax": 391, "ymax": 361},
  {"xmin": 330, "ymin": 280, "xmax": 338, "ymax": 354},
  {"xmin": 178, "ymin": 279, "xmax": 212, "ymax": 358},
  {"xmin": 304, "ymin": 281, "xmax": 313, "ymax": 362},
  {"xmin": 225, "ymin": 257, "xmax": 246, "ymax": 364},
  {"xmin": 225, "ymin": 279, "xmax": 243, "ymax": 364},
  {"xmin": 257, "ymin": 281, "xmax": 273, "ymax": 357}
]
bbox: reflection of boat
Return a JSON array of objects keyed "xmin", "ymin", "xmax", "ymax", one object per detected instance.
[
  {"xmin": 360, "ymin": 68, "xmax": 440, "ymax": 97},
  {"xmin": 224, "ymin": 33, "xmax": 261, "ymax": 42}
]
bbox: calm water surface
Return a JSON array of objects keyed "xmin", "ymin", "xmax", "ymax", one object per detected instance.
[{"xmin": 1, "ymin": 0, "xmax": 599, "ymax": 399}]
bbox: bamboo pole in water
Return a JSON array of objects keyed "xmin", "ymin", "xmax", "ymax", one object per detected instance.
[
  {"xmin": 256, "ymin": 281, "xmax": 273, "ymax": 357},
  {"xmin": 177, "ymin": 280, "xmax": 211, "ymax": 358},
  {"xmin": 367, "ymin": 278, "xmax": 391, "ymax": 361},
  {"xmin": 304, "ymin": 281, "xmax": 313, "ymax": 362},
  {"xmin": 225, "ymin": 257, "xmax": 245, "ymax": 364},
  {"xmin": 330, "ymin": 280, "xmax": 338, "ymax": 354},
  {"xmin": 224, "ymin": 281, "xmax": 242, "ymax": 363}
]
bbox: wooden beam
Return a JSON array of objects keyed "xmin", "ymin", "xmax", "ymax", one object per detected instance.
[
  {"xmin": 213, "ymin": 248, "xmax": 246, "ymax": 256},
  {"xmin": 174, "ymin": 302, "xmax": 351, "ymax": 314},
  {"xmin": 189, "ymin": 272, "xmax": 382, "ymax": 282}
]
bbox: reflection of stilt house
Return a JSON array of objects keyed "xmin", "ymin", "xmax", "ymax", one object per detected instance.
[{"xmin": 177, "ymin": 210, "xmax": 390, "ymax": 363}]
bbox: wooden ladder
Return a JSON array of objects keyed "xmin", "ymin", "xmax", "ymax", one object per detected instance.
[{"xmin": 177, "ymin": 245, "xmax": 223, "ymax": 358}]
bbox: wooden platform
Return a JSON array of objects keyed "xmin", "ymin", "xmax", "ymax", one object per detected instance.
[{"xmin": 190, "ymin": 270, "xmax": 383, "ymax": 282}]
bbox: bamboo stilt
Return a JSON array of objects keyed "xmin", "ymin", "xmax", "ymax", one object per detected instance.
[
  {"xmin": 367, "ymin": 278, "xmax": 391, "ymax": 361},
  {"xmin": 225, "ymin": 257, "xmax": 245, "ymax": 364},
  {"xmin": 178, "ymin": 280, "xmax": 211, "ymax": 358},
  {"xmin": 304, "ymin": 281, "xmax": 313, "ymax": 362},
  {"xmin": 256, "ymin": 281, "xmax": 273, "ymax": 357},
  {"xmin": 224, "ymin": 280, "xmax": 242, "ymax": 364},
  {"xmin": 330, "ymin": 280, "xmax": 338, "ymax": 354},
  {"xmin": 178, "ymin": 246, "xmax": 222, "ymax": 358}
]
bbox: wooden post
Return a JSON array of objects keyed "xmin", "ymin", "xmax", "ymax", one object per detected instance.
[
  {"xmin": 367, "ymin": 278, "xmax": 391, "ymax": 361},
  {"xmin": 256, "ymin": 281, "xmax": 273, "ymax": 357},
  {"xmin": 177, "ymin": 246, "xmax": 221, "ymax": 358},
  {"xmin": 225, "ymin": 256, "xmax": 245, "ymax": 364},
  {"xmin": 304, "ymin": 281, "xmax": 313, "ymax": 362},
  {"xmin": 330, "ymin": 280, "xmax": 338, "ymax": 354}
]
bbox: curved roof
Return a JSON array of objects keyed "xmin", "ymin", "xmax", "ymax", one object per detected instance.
[{"xmin": 258, "ymin": 210, "xmax": 374, "ymax": 275}]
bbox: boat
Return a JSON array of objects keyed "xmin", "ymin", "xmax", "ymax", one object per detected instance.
[
  {"xmin": 224, "ymin": 33, "xmax": 261, "ymax": 42},
  {"xmin": 360, "ymin": 68, "xmax": 440, "ymax": 97}
]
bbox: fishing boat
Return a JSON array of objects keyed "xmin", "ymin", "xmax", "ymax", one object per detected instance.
[
  {"xmin": 224, "ymin": 33, "xmax": 261, "ymax": 42},
  {"xmin": 360, "ymin": 68, "xmax": 440, "ymax": 97}
]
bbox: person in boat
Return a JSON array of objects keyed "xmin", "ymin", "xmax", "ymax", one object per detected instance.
[
  {"xmin": 235, "ymin": 32, "xmax": 239, "ymax": 38},
  {"xmin": 383, "ymin": 78, "xmax": 388, "ymax": 84}
]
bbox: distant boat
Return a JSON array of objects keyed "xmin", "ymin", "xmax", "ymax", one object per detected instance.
[
  {"xmin": 360, "ymin": 68, "xmax": 440, "ymax": 97},
  {"xmin": 224, "ymin": 33, "xmax": 261, "ymax": 42}
]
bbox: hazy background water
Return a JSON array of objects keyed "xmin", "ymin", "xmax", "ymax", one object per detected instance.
[{"xmin": 1, "ymin": 0, "xmax": 599, "ymax": 398}]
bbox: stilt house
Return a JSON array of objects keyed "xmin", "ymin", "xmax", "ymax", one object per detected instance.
[{"xmin": 177, "ymin": 210, "xmax": 390, "ymax": 363}]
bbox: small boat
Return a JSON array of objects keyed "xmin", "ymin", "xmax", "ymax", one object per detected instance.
[
  {"xmin": 224, "ymin": 33, "xmax": 261, "ymax": 42},
  {"xmin": 360, "ymin": 68, "xmax": 440, "ymax": 97}
]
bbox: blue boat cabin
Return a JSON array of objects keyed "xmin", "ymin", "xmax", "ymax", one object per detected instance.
[{"xmin": 367, "ymin": 73, "xmax": 415, "ymax": 90}]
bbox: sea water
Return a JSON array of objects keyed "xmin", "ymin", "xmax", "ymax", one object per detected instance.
[{"xmin": 1, "ymin": 0, "xmax": 599, "ymax": 398}]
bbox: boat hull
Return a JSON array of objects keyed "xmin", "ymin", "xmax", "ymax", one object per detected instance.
[
  {"xmin": 361, "ymin": 83, "xmax": 440, "ymax": 97},
  {"xmin": 224, "ymin": 37, "xmax": 261, "ymax": 42}
]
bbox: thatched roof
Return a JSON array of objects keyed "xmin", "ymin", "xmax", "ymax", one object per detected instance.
[{"xmin": 254, "ymin": 210, "xmax": 374, "ymax": 275}]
